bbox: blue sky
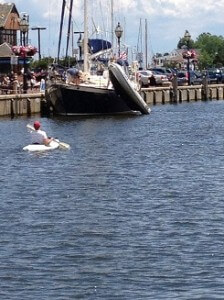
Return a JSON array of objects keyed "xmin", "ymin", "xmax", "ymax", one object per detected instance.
[{"xmin": 4, "ymin": 0, "xmax": 224, "ymax": 61}]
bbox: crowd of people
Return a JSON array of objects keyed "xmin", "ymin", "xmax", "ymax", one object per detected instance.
[{"xmin": 0, "ymin": 69, "xmax": 46, "ymax": 94}]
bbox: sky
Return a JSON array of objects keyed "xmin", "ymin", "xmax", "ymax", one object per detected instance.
[{"xmin": 3, "ymin": 0, "xmax": 224, "ymax": 61}]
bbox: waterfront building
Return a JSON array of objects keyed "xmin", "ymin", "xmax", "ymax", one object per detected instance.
[
  {"xmin": 0, "ymin": 3, "xmax": 20, "ymax": 73},
  {"xmin": 152, "ymin": 48, "xmax": 199, "ymax": 70}
]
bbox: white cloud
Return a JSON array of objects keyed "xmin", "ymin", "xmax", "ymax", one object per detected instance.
[{"xmin": 6, "ymin": 0, "xmax": 224, "ymax": 57}]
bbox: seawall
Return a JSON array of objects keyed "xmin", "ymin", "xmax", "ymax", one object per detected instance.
[
  {"xmin": 1, "ymin": 84, "xmax": 224, "ymax": 117},
  {"xmin": 141, "ymin": 84, "xmax": 224, "ymax": 105},
  {"xmin": 0, "ymin": 92, "xmax": 45, "ymax": 117}
]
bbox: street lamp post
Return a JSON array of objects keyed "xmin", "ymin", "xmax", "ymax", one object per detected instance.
[
  {"xmin": 31, "ymin": 26, "xmax": 46, "ymax": 60},
  {"xmin": 115, "ymin": 22, "xmax": 123, "ymax": 58},
  {"xmin": 19, "ymin": 14, "xmax": 29, "ymax": 93},
  {"xmin": 184, "ymin": 30, "xmax": 191, "ymax": 86}
]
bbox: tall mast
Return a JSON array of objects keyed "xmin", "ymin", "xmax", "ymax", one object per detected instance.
[
  {"xmin": 145, "ymin": 19, "xmax": 148, "ymax": 69},
  {"xmin": 83, "ymin": 0, "xmax": 88, "ymax": 72},
  {"xmin": 137, "ymin": 19, "xmax": 143, "ymax": 69},
  {"xmin": 111, "ymin": 0, "xmax": 114, "ymax": 51},
  {"xmin": 57, "ymin": 0, "xmax": 66, "ymax": 62},
  {"xmin": 65, "ymin": 0, "xmax": 74, "ymax": 60}
]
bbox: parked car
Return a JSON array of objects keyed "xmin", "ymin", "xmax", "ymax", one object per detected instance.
[
  {"xmin": 152, "ymin": 70, "xmax": 170, "ymax": 86},
  {"xmin": 205, "ymin": 69, "xmax": 223, "ymax": 83},
  {"xmin": 177, "ymin": 70, "xmax": 203, "ymax": 85},
  {"xmin": 137, "ymin": 70, "xmax": 169, "ymax": 87},
  {"xmin": 149, "ymin": 67, "xmax": 174, "ymax": 81}
]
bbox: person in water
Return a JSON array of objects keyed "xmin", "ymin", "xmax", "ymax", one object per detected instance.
[{"xmin": 31, "ymin": 121, "xmax": 53, "ymax": 145}]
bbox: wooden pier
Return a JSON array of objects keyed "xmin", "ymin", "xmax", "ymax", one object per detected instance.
[
  {"xmin": 0, "ymin": 92, "xmax": 45, "ymax": 117},
  {"xmin": 1, "ymin": 82, "xmax": 224, "ymax": 117},
  {"xmin": 141, "ymin": 77, "xmax": 224, "ymax": 105}
]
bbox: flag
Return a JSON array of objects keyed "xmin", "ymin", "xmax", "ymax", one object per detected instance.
[{"xmin": 119, "ymin": 51, "xmax": 127, "ymax": 60}]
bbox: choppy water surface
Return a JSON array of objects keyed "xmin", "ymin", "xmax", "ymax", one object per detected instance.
[{"xmin": 1, "ymin": 101, "xmax": 224, "ymax": 299}]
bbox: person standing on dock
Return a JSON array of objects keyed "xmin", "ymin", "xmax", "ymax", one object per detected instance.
[
  {"xmin": 40, "ymin": 78, "xmax": 46, "ymax": 92},
  {"xmin": 150, "ymin": 74, "xmax": 156, "ymax": 86},
  {"xmin": 31, "ymin": 121, "xmax": 53, "ymax": 146}
]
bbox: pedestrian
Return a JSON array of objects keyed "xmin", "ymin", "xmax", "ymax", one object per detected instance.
[
  {"xmin": 31, "ymin": 121, "xmax": 53, "ymax": 145},
  {"xmin": 40, "ymin": 78, "xmax": 46, "ymax": 92},
  {"xmin": 150, "ymin": 74, "xmax": 156, "ymax": 86}
]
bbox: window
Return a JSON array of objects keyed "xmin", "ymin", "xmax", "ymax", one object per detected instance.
[{"xmin": 0, "ymin": 29, "xmax": 17, "ymax": 45}]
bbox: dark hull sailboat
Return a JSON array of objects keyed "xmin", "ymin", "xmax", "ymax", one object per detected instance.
[
  {"xmin": 45, "ymin": 63, "xmax": 150, "ymax": 115},
  {"xmin": 46, "ymin": 0, "xmax": 150, "ymax": 116},
  {"xmin": 46, "ymin": 85, "xmax": 134, "ymax": 115}
]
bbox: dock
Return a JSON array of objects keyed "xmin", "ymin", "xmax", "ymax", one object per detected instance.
[
  {"xmin": 0, "ymin": 92, "xmax": 46, "ymax": 117},
  {"xmin": 141, "ymin": 75, "xmax": 224, "ymax": 105},
  {"xmin": 1, "ymin": 82, "xmax": 224, "ymax": 117},
  {"xmin": 141, "ymin": 83, "xmax": 224, "ymax": 105}
]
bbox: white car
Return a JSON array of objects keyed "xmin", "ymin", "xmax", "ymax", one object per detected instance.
[{"xmin": 137, "ymin": 70, "xmax": 170, "ymax": 87}]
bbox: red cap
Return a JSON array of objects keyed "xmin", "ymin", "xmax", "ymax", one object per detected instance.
[{"xmin": 34, "ymin": 121, "xmax": 41, "ymax": 130}]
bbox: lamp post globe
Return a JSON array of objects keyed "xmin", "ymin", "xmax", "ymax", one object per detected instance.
[
  {"xmin": 115, "ymin": 22, "xmax": 123, "ymax": 57},
  {"xmin": 19, "ymin": 14, "xmax": 29, "ymax": 45},
  {"xmin": 184, "ymin": 30, "xmax": 191, "ymax": 86}
]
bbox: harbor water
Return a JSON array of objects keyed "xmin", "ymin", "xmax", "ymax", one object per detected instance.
[{"xmin": 1, "ymin": 100, "xmax": 224, "ymax": 299}]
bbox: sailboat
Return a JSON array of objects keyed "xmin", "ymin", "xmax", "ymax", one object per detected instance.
[{"xmin": 45, "ymin": 0, "xmax": 150, "ymax": 116}]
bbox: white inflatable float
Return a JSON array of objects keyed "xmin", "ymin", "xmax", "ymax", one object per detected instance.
[{"xmin": 23, "ymin": 140, "xmax": 59, "ymax": 152}]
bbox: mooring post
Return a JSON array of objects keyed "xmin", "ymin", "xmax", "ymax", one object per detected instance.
[
  {"xmin": 195, "ymin": 89, "xmax": 198, "ymax": 101},
  {"xmin": 10, "ymin": 99, "xmax": 14, "ymax": 118},
  {"xmin": 153, "ymin": 91, "xmax": 156, "ymax": 105},
  {"xmin": 27, "ymin": 98, "xmax": 31, "ymax": 116},
  {"xmin": 202, "ymin": 73, "xmax": 208, "ymax": 100},
  {"xmin": 171, "ymin": 73, "xmax": 178, "ymax": 103},
  {"xmin": 187, "ymin": 89, "xmax": 190, "ymax": 102}
]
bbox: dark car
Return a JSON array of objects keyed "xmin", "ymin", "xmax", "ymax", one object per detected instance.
[
  {"xmin": 177, "ymin": 70, "xmax": 202, "ymax": 85},
  {"xmin": 205, "ymin": 69, "xmax": 223, "ymax": 83}
]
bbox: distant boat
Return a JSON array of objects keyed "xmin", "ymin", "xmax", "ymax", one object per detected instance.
[{"xmin": 45, "ymin": 0, "xmax": 150, "ymax": 116}]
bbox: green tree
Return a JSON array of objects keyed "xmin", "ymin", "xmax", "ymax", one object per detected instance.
[
  {"xmin": 194, "ymin": 33, "xmax": 224, "ymax": 68},
  {"xmin": 30, "ymin": 57, "xmax": 54, "ymax": 70},
  {"xmin": 30, "ymin": 56, "xmax": 78, "ymax": 71},
  {"xmin": 177, "ymin": 34, "xmax": 195, "ymax": 49},
  {"xmin": 196, "ymin": 49, "xmax": 213, "ymax": 69},
  {"xmin": 58, "ymin": 56, "xmax": 77, "ymax": 67}
]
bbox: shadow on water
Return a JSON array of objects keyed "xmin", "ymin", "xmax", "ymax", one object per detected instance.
[{"xmin": 47, "ymin": 112, "xmax": 145, "ymax": 122}]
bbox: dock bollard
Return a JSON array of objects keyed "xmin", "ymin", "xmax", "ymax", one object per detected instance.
[
  {"xmin": 171, "ymin": 74, "xmax": 178, "ymax": 103},
  {"xmin": 202, "ymin": 75, "xmax": 208, "ymax": 100}
]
